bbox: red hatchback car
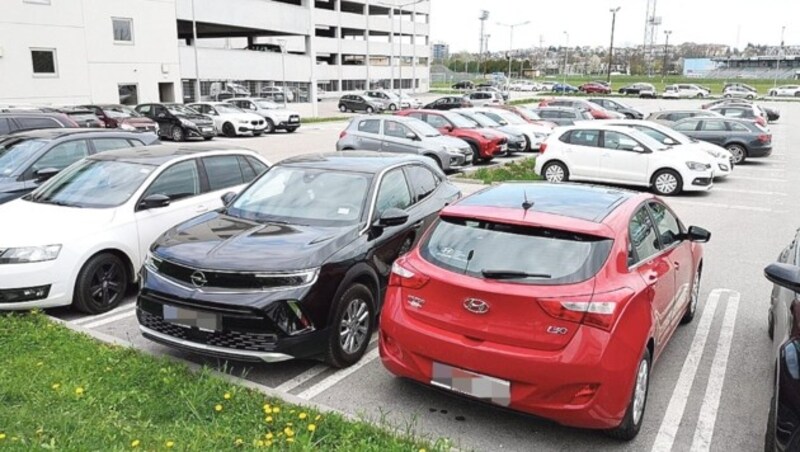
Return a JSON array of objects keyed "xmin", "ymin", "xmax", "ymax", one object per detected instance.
[
  {"xmin": 580, "ymin": 82, "xmax": 612, "ymax": 94},
  {"xmin": 396, "ymin": 109, "xmax": 507, "ymax": 162},
  {"xmin": 380, "ymin": 183, "xmax": 711, "ymax": 440}
]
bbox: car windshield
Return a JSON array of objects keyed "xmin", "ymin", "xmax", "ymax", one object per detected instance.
[
  {"xmin": 421, "ymin": 217, "xmax": 613, "ymax": 285},
  {"xmin": 518, "ymin": 109, "xmax": 541, "ymax": 120},
  {"xmin": 215, "ymin": 104, "xmax": 244, "ymax": 114},
  {"xmin": 632, "ymin": 125, "xmax": 688, "ymax": 145},
  {"xmin": 460, "ymin": 112, "xmax": 499, "ymax": 127},
  {"xmin": 167, "ymin": 105, "xmax": 199, "ymax": 115},
  {"xmin": 0, "ymin": 138, "xmax": 48, "ymax": 177},
  {"xmin": 102, "ymin": 106, "xmax": 141, "ymax": 118},
  {"xmin": 26, "ymin": 159, "xmax": 154, "ymax": 208},
  {"xmin": 228, "ymin": 166, "xmax": 372, "ymax": 227},
  {"xmin": 255, "ymin": 100, "xmax": 279, "ymax": 109},
  {"xmin": 443, "ymin": 112, "xmax": 477, "ymax": 129},
  {"xmin": 407, "ymin": 119, "xmax": 442, "ymax": 137},
  {"xmin": 492, "ymin": 111, "xmax": 526, "ymax": 125}
]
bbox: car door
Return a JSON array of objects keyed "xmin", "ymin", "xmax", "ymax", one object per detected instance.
[
  {"xmin": 599, "ymin": 130, "xmax": 651, "ymax": 185},
  {"xmin": 560, "ymin": 129, "xmax": 602, "ymax": 180},
  {"xmin": 403, "ymin": 164, "xmax": 445, "ymax": 240},
  {"xmin": 351, "ymin": 118, "xmax": 384, "ymax": 151},
  {"xmin": 134, "ymin": 159, "xmax": 205, "ymax": 258},
  {"xmin": 695, "ymin": 119, "xmax": 728, "ymax": 146},
  {"xmin": 150, "ymin": 105, "xmax": 173, "ymax": 135},
  {"xmin": 628, "ymin": 205, "xmax": 676, "ymax": 356},
  {"xmin": 673, "ymin": 118, "xmax": 702, "ymax": 139},
  {"xmin": 381, "ymin": 120, "xmax": 420, "ymax": 155}
]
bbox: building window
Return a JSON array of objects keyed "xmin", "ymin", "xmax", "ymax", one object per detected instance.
[
  {"xmin": 31, "ymin": 49, "xmax": 57, "ymax": 76},
  {"xmin": 118, "ymin": 84, "xmax": 139, "ymax": 105},
  {"xmin": 112, "ymin": 18, "xmax": 134, "ymax": 44}
]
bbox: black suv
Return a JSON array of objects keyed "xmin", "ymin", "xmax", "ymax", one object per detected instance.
[
  {"xmin": 137, "ymin": 152, "xmax": 460, "ymax": 367},
  {"xmin": 0, "ymin": 128, "xmax": 159, "ymax": 204},
  {"xmin": 135, "ymin": 103, "xmax": 215, "ymax": 141},
  {"xmin": 424, "ymin": 96, "xmax": 473, "ymax": 111},
  {"xmin": 338, "ymin": 95, "xmax": 384, "ymax": 114}
]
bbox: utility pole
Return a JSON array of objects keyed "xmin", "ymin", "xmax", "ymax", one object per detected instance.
[
  {"xmin": 562, "ymin": 31, "xmax": 569, "ymax": 90},
  {"xmin": 607, "ymin": 7, "xmax": 620, "ymax": 84},
  {"xmin": 190, "ymin": 0, "xmax": 201, "ymax": 102},
  {"xmin": 479, "ymin": 10, "xmax": 489, "ymax": 78},
  {"xmin": 775, "ymin": 25, "xmax": 786, "ymax": 88},
  {"xmin": 662, "ymin": 30, "xmax": 672, "ymax": 79},
  {"xmin": 497, "ymin": 21, "xmax": 531, "ymax": 93}
]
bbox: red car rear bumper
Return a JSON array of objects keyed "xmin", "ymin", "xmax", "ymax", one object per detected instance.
[{"xmin": 379, "ymin": 289, "xmax": 642, "ymax": 430}]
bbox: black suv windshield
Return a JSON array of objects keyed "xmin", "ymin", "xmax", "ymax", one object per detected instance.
[
  {"xmin": 420, "ymin": 217, "xmax": 613, "ymax": 285},
  {"xmin": 228, "ymin": 166, "xmax": 372, "ymax": 227},
  {"xmin": 0, "ymin": 138, "xmax": 47, "ymax": 177}
]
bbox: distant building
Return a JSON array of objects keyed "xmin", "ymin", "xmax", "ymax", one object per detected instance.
[
  {"xmin": 708, "ymin": 55, "xmax": 800, "ymax": 79},
  {"xmin": 682, "ymin": 58, "xmax": 718, "ymax": 77},
  {"xmin": 432, "ymin": 43, "xmax": 449, "ymax": 62}
]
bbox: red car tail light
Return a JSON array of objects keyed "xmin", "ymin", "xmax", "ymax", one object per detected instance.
[
  {"xmin": 389, "ymin": 257, "xmax": 429, "ymax": 289},
  {"xmin": 538, "ymin": 289, "xmax": 633, "ymax": 331},
  {"xmin": 758, "ymin": 134, "xmax": 771, "ymax": 143},
  {"xmin": 539, "ymin": 143, "xmax": 548, "ymax": 154},
  {"xmin": 339, "ymin": 130, "xmax": 347, "ymax": 139}
]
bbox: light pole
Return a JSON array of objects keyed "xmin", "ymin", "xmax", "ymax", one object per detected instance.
[
  {"xmin": 607, "ymin": 7, "xmax": 620, "ymax": 84},
  {"xmin": 377, "ymin": 0, "xmax": 424, "ymax": 98},
  {"xmin": 662, "ymin": 30, "xmax": 672, "ymax": 79},
  {"xmin": 562, "ymin": 31, "xmax": 569, "ymax": 90},
  {"xmin": 497, "ymin": 20, "xmax": 531, "ymax": 93},
  {"xmin": 190, "ymin": 0, "xmax": 201, "ymax": 102},
  {"xmin": 775, "ymin": 25, "xmax": 786, "ymax": 88},
  {"xmin": 277, "ymin": 38, "xmax": 288, "ymax": 108}
]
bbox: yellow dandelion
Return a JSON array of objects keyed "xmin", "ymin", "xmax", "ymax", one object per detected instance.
[
  {"xmin": 265, "ymin": 416, "xmax": 273, "ymax": 423},
  {"xmin": 298, "ymin": 412, "xmax": 307, "ymax": 420},
  {"xmin": 234, "ymin": 438, "xmax": 244, "ymax": 446},
  {"xmin": 284, "ymin": 427, "xmax": 294, "ymax": 438},
  {"xmin": 265, "ymin": 433, "xmax": 274, "ymax": 440},
  {"xmin": 266, "ymin": 441, "xmax": 273, "ymax": 447},
  {"xmin": 51, "ymin": 383, "xmax": 61, "ymax": 390},
  {"xmin": 36, "ymin": 362, "xmax": 44, "ymax": 366},
  {"xmin": 271, "ymin": 407, "xmax": 280, "ymax": 414},
  {"xmin": 286, "ymin": 438, "xmax": 295, "ymax": 443},
  {"xmin": 315, "ymin": 414, "xmax": 322, "ymax": 421},
  {"xmin": 419, "ymin": 449, "xmax": 427, "ymax": 452},
  {"xmin": 224, "ymin": 392, "xmax": 232, "ymax": 400},
  {"xmin": 308, "ymin": 424, "xmax": 316, "ymax": 432},
  {"xmin": 165, "ymin": 440, "xmax": 175, "ymax": 448},
  {"xmin": 131, "ymin": 439, "xmax": 140, "ymax": 448},
  {"xmin": 263, "ymin": 403, "xmax": 271, "ymax": 412},
  {"xmin": 214, "ymin": 404, "xmax": 224, "ymax": 412},
  {"xmin": 0, "ymin": 433, "xmax": 6, "ymax": 440},
  {"xmin": 257, "ymin": 440, "xmax": 264, "ymax": 447},
  {"xmin": 75, "ymin": 387, "xmax": 85, "ymax": 396}
]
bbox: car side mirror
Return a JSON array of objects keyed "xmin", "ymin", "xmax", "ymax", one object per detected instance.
[
  {"xmin": 663, "ymin": 138, "xmax": 677, "ymax": 145},
  {"xmin": 499, "ymin": 120, "xmax": 508, "ymax": 126},
  {"xmin": 139, "ymin": 194, "xmax": 171, "ymax": 210},
  {"xmin": 444, "ymin": 125, "xmax": 454, "ymax": 132},
  {"xmin": 685, "ymin": 226, "xmax": 711, "ymax": 243},
  {"xmin": 221, "ymin": 191, "xmax": 237, "ymax": 206},
  {"xmin": 34, "ymin": 168, "xmax": 60, "ymax": 182},
  {"xmin": 632, "ymin": 145, "xmax": 649, "ymax": 153},
  {"xmin": 376, "ymin": 208, "xmax": 409, "ymax": 227},
  {"xmin": 765, "ymin": 263, "xmax": 800, "ymax": 292},
  {"xmin": 405, "ymin": 132, "xmax": 419, "ymax": 141}
]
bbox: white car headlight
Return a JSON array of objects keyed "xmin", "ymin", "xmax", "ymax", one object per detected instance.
[
  {"xmin": 179, "ymin": 118, "xmax": 195, "ymax": 127},
  {"xmin": 119, "ymin": 123, "xmax": 136, "ymax": 131},
  {"xmin": 0, "ymin": 245, "xmax": 62, "ymax": 264},
  {"xmin": 444, "ymin": 146, "xmax": 463, "ymax": 156},
  {"xmin": 686, "ymin": 161, "xmax": 711, "ymax": 171},
  {"xmin": 143, "ymin": 252, "xmax": 163, "ymax": 272}
]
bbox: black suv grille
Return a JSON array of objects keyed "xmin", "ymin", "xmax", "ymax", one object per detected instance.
[
  {"xmin": 157, "ymin": 260, "xmax": 309, "ymax": 290},
  {"xmin": 138, "ymin": 310, "xmax": 278, "ymax": 352}
]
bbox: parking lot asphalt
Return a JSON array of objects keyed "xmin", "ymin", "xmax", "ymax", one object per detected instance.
[{"xmin": 49, "ymin": 96, "xmax": 800, "ymax": 451}]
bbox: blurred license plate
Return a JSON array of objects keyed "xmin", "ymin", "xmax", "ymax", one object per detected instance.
[
  {"xmin": 500, "ymin": 145, "xmax": 508, "ymax": 152},
  {"xmin": 163, "ymin": 305, "xmax": 219, "ymax": 331},
  {"xmin": 431, "ymin": 362, "xmax": 510, "ymax": 406},
  {"xmin": 202, "ymin": 127, "xmax": 213, "ymax": 132}
]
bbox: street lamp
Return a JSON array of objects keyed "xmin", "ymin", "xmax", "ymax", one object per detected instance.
[
  {"xmin": 607, "ymin": 7, "xmax": 621, "ymax": 84},
  {"xmin": 775, "ymin": 25, "xmax": 786, "ymax": 88},
  {"xmin": 377, "ymin": 0, "xmax": 424, "ymax": 98},
  {"xmin": 277, "ymin": 38, "xmax": 288, "ymax": 108},
  {"xmin": 662, "ymin": 30, "xmax": 672, "ymax": 79},
  {"xmin": 190, "ymin": 0, "xmax": 201, "ymax": 102},
  {"xmin": 562, "ymin": 31, "xmax": 569, "ymax": 89},
  {"xmin": 497, "ymin": 21, "xmax": 531, "ymax": 93}
]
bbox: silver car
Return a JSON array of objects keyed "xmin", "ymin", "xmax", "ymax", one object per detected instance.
[{"xmin": 336, "ymin": 115, "xmax": 473, "ymax": 171}]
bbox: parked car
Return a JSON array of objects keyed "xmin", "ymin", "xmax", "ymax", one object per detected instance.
[
  {"xmin": 701, "ymin": 98, "xmax": 749, "ymax": 110},
  {"xmin": 259, "ymin": 86, "xmax": 295, "ymax": 103},
  {"xmin": 461, "ymin": 107, "xmax": 551, "ymax": 152},
  {"xmin": 51, "ymin": 107, "xmax": 104, "ymax": 128},
  {"xmin": 552, "ymin": 83, "xmax": 579, "ymax": 93},
  {"xmin": 701, "ymin": 99, "xmax": 780, "ymax": 123},
  {"xmin": 618, "ymin": 83, "xmax": 657, "ymax": 98},
  {"xmin": 135, "ymin": 103, "xmax": 215, "ymax": 141},
  {"xmin": 381, "ymin": 182, "xmax": 710, "ymax": 439},
  {"xmin": 768, "ymin": 85, "xmax": 800, "ymax": 97},
  {"xmin": 450, "ymin": 109, "xmax": 526, "ymax": 155},
  {"xmin": 672, "ymin": 117, "xmax": 772, "ymax": 164},
  {"xmin": 336, "ymin": 116, "xmax": 473, "ymax": 170},
  {"xmin": 0, "ymin": 128, "xmax": 159, "ymax": 204},
  {"xmin": 189, "ymin": 102, "xmax": 266, "ymax": 137},
  {"xmin": 463, "ymin": 91, "xmax": 505, "ymax": 107},
  {"xmin": 646, "ymin": 109, "xmax": 723, "ymax": 127},
  {"xmin": 663, "ymin": 84, "xmax": 710, "ymax": 99},
  {"xmin": 603, "ymin": 120, "xmax": 733, "ymax": 178},
  {"xmin": 588, "ymin": 98, "xmax": 644, "ymax": 119},
  {"xmin": 478, "ymin": 86, "xmax": 510, "ymax": 101},
  {"xmin": 539, "ymin": 81, "xmax": 557, "ymax": 91},
  {"xmin": 723, "ymin": 86, "xmax": 757, "ymax": 100},
  {"xmin": 397, "ymin": 110, "xmax": 507, "ymax": 162},
  {"xmin": 487, "ymin": 104, "xmax": 558, "ymax": 129},
  {"xmin": 137, "ymin": 152, "xmax": 461, "ymax": 367},
  {"xmin": 0, "ymin": 145, "xmax": 270, "ymax": 312},
  {"xmin": 423, "ymin": 96, "xmax": 473, "ymax": 111},
  {"xmin": 764, "ymin": 238, "xmax": 800, "ymax": 452},
  {"xmin": 226, "ymin": 98, "xmax": 301, "ymax": 133},
  {"xmin": 399, "ymin": 93, "xmax": 423, "ymax": 109},
  {"xmin": 0, "ymin": 112, "xmax": 79, "ymax": 135},
  {"xmin": 365, "ymin": 90, "xmax": 403, "ymax": 111},
  {"xmin": 452, "ymin": 80, "xmax": 475, "ymax": 90},
  {"xmin": 724, "ymin": 82, "xmax": 757, "ymax": 93},
  {"xmin": 540, "ymin": 98, "xmax": 624, "ymax": 120},
  {"xmin": 579, "ymin": 82, "xmax": 612, "ymax": 94},
  {"xmin": 709, "ymin": 104, "xmax": 768, "ymax": 127},
  {"xmin": 338, "ymin": 94, "xmax": 385, "ymax": 114},
  {"xmin": 530, "ymin": 107, "xmax": 594, "ymax": 126},
  {"xmin": 536, "ymin": 124, "xmax": 716, "ymax": 195},
  {"xmin": 81, "ymin": 104, "xmax": 158, "ymax": 132}
]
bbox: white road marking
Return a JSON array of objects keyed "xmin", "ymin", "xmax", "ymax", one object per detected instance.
[
  {"xmin": 690, "ymin": 290, "xmax": 741, "ymax": 452},
  {"xmin": 71, "ymin": 303, "xmax": 135, "ymax": 326},
  {"xmin": 669, "ymin": 200, "xmax": 785, "ymax": 213},
  {"xmin": 712, "ymin": 188, "xmax": 788, "ymax": 197},
  {"xmin": 651, "ymin": 290, "xmax": 721, "ymax": 452},
  {"xmin": 296, "ymin": 347, "xmax": 381, "ymax": 400},
  {"xmin": 81, "ymin": 308, "xmax": 137, "ymax": 330},
  {"xmin": 727, "ymin": 175, "xmax": 787, "ymax": 183}
]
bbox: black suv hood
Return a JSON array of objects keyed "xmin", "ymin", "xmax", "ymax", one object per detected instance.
[{"xmin": 154, "ymin": 212, "xmax": 360, "ymax": 272}]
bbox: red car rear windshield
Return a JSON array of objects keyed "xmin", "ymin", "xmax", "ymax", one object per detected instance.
[{"xmin": 420, "ymin": 217, "xmax": 613, "ymax": 285}]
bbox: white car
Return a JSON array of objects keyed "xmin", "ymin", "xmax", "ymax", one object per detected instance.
[
  {"xmin": 0, "ymin": 146, "xmax": 270, "ymax": 313},
  {"xmin": 226, "ymin": 98, "xmax": 301, "ymax": 133},
  {"xmin": 466, "ymin": 107, "xmax": 551, "ymax": 151},
  {"xmin": 398, "ymin": 92, "xmax": 423, "ymax": 109},
  {"xmin": 189, "ymin": 102, "xmax": 267, "ymax": 137},
  {"xmin": 603, "ymin": 120, "xmax": 733, "ymax": 178},
  {"xmin": 663, "ymin": 84, "xmax": 710, "ymax": 99},
  {"xmin": 723, "ymin": 86, "xmax": 756, "ymax": 100},
  {"xmin": 535, "ymin": 124, "xmax": 716, "ymax": 196},
  {"xmin": 463, "ymin": 91, "xmax": 505, "ymax": 107},
  {"xmin": 768, "ymin": 85, "xmax": 800, "ymax": 97}
]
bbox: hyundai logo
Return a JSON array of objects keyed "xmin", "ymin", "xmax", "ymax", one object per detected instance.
[
  {"xmin": 190, "ymin": 271, "xmax": 208, "ymax": 288},
  {"xmin": 463, "ymin": 298, "xmax": 490, "ymax": 315}
]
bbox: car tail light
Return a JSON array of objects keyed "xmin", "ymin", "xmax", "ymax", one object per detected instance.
[
  {"xmin": 537, "ymin": 289, "xmax": 634, "ymax": 331},
  {"xmin": 758, "ymin": 134, "xmax": 771, "ymax": 143},
  {"xmin": 389, "ymin": 257, "xmax": 429, "ymax": 289},
  {"xmin": 756, "ymin": 116, "xmax": 767, "ymax": 126},
  {"xmin": 339, "ymin": 130, "xmax": 347, "ymax": 139},
  {"xmin": 539, "ymin": 143, "xmax": 548, "ymax": 154}
]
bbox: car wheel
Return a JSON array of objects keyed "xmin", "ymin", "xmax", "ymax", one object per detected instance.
[
  {"xmin": 607, "ymin": 348, "xmax": 651, "ymax": 441},
  {"xmin": 681, "ymin": 267, "xmax": 701, "ymax": 324},
  {"xmin": 73, "ymin": 253, "xmax": 129, "ymax": 314},
  {"xmin": 543, "ymin": 161, "xmax": 569, "ymax": 183},
  {"xmin": 366, "ymin": 106, "xmax": 375, "ymax": 114},
  {"xmin": 389, "ymin": 103, "xmax": 397, "ymax": 111},
  {"xmin": 325, "ymin": 283, "xmax": 375, "ymax": 368},
  {"xmin": 339, "ymin": 104, "xmax": 348, "ymax": 112},
  {"xmin": 222, "ymin": 122, "xmax": 237, "ymax": 138},
  {"xmin": 726, "ymin": 144, "xmax": 747, "ymax": 164},
  {"xmin": 651, "ymin": 169, "xmax": 683, "ymax": 196},
  {"xmin": 265, "ymin": 119, "xmax": 275, "ymax": 134},
  {"xmin": 171, "ymin": 126, "xmax": 185, "ymax": 142},
  {"xmin": 286, "ymin": 127, "xmax": 298, "ymax": 133},
  {"xmin": 697, "ymin": 93, "xmax": 705, "ymax": 98},
  {"xmin": 795, "ymin": 92, "xmax": 800, "ymax": 98},
  {"xmin": 724, "ymin": 94, "xmax": 731, "ymax": 98}
]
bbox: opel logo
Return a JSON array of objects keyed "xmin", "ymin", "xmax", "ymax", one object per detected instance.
[
  {"xmin": 190, "ymin": 271, "xmax": 208, "ymax": 288},
  {"xmin": 463, "ymin": 298, "xmax": 489, "ymax": 315}
]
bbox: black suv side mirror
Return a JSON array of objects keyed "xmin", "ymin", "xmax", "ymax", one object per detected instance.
[
  {"xmin": 139, "ymin": 194, "xmax": 171, "ymax": 210},
  {"xmin": 686, "ymin": 226, "xmax": 711, "ymax": 243},
  {"xmin": 765, "ymin": 263, "xmax": 800, "ymax": 292},
  {"xmin": 377, "ymin": 208, "xmax": 409, "ymax": 227},
  {"xmin": 34, "ymin": 168, "xmax": 60, "ymax": 182},
  {"xmin": 221, "ymin": 191, "xmax": 237, "ymax": 206}
]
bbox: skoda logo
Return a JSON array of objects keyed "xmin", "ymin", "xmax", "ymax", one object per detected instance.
[
  {"xmin": 190, "ymin": 271, "xmax": 208, "ymax": 288},
  {"xmin": 463, "ymin": 298, "xmax": 489, "ymax": 315}
]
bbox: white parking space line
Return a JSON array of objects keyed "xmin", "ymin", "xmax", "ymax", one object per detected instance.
[
  {"xmin": 81, "ymin": 308, "xmax": 137, "ymax": 330},
  {"xmin": 296, "ymin": 347, "xmax": 381, "ymax": 400},
  {"xmin": 276, "ymin": 336, "xmax": 379, "ymax": 393},
  {"xmin": 712, "ymin": 188, "xmax": 788, "ymax": 197},
  {"xmin": 691, "ymin": 291, "xmax": 741, "ymax": 452},
  {"xmin": 726, "ymin": 175, "xmax": 787, "ymax": 183},
  {"xmin": 651, "ymin": 290, "xmax": 721, "ymax": 452},
  {"xmin": 71, "ymin": 303, "xmax": 135, "ymax": 326},
  {"xmin": 669, "ymin": 200, "xmax": 785, "ymax": 214}
]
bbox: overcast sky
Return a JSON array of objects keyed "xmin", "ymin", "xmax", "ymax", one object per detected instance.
[{"xmin": 429, "ymin": 0, "xmax": 799, "ymax": 52}]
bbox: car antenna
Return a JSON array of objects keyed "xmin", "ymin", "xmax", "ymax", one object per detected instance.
[{"xmin": 522, "ymin": 190, "xmax": 534, "ymax": 219}]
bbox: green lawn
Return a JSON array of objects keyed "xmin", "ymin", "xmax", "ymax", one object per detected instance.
[
  {"xmin": 466, "ymin": 158, "xmax": 541, "ymax": 184},
  {"xmin": 0, "ymin": 313, "xmax": 447, "ymax": 451}
]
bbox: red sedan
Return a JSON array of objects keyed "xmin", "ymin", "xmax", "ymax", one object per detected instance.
[
  {"xmin": 380, "ymin": 183, "xmax": 710, "ymax": 440},
  {"xmin": 579, "ymin": 82, "xmax": 612, "ymax": 94},
  {"xmin": 396, "ymin": 109, "xmax": 507, "ymax": 162}
]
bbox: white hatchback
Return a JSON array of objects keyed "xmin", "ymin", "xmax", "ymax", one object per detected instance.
[
  {"xmin": 189, "ymin": 102, "xmax": 267, "ymax": 137},
  {"xmin": 535, "ymin": 125, "xmax": 715, "ymax": 196},
  {"xmin": 0, "ymin": 146, "xmax": 270, "ymax": 313}
]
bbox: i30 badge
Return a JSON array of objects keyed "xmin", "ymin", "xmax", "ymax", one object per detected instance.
[
  {"xmin": 190, "ymin": 271, "xmax": 208, "ymax": 288},
  {"xmin": 463, "ymin": 298, "xmax": 490, "ymax": 315}
]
